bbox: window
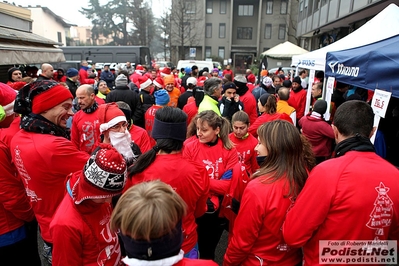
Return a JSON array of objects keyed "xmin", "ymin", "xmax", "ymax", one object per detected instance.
[
  {"xmin": 185, "ymin": 1, "xmax": 195, "ymax": 14},
  {"xmin": 266, "ymin": 1, "xmax": 273, "ymax": 14},
  {"xmin": 206, "ymin": 0, "xmax": 213, "ymax": 14},
  {"xmin": 238, "ymin": 5, "xmax": 254, "ymax": 16},
  {"xmin": 205, "ymin": 46, "xmax": 212, "ymax": 58},
  {"xmin": 220, "ymin": 0, "xmax": 226, "ymax": 14},
  {"xmin": 237, "ymin": 27, "xmax": 252, "ymax": 39},
  {"xmin": 219, "ymin": 23, "xmax": 226, "ymax": 38},
  {"xmin": 278, "ymin": 24, "xmax": 286, "ymax": 40},
  {"xmin": 57, "ymin": 32, "xmax": 62, "ymax": 43},
  {"xmin": 206, "ymin": 23, "xmax": 212, "ymax": 38},
  {"xmin": 218, "ymin": 47, "xmax": 225, "ymax": 59},
  {"xmin": 281, "ymin": 0, "xmax": 287, "ymax": 14},
  {"xmin": 264, "ymin": 24, "xmax": 272, "ymax": 39}
]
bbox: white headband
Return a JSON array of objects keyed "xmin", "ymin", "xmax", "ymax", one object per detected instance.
[{"xmin": 99, "ymin": 116, "xmax": 126, "ymax": 133}]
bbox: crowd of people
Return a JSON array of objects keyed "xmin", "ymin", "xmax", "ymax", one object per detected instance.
[{"xmin": 0, "ymin": 60, "xmax": 398, "ymax": 266}]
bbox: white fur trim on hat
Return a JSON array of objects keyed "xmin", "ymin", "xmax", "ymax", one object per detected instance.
[
  {"xmin": 99, "ymin": 116, "xmax": 127, "ymax": 133},
  {"xmin": 140, "ymin": 79, "xmax": 153, "ymax": 90},
  {"xmin": 153, "ymin": 79, "xmax": 163, "ymax": 88},
  {"xmin": 3, "ymin": 100, "xmax": 15, "ymax": 116}
]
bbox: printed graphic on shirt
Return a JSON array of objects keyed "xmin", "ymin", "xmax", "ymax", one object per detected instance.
[
  {"xmin": 366, "ymin": 182, "xmax": 393, "ymax": 237},
  {"xmin": 13, "ymin": 146, "xmax": 42, "ymax": 202},
  {"xmin": 237, "ymin": 149, "xmax": 251, "ymax": 164},
  {"xmin": 98, "ymin": 207, "xmax": 121, "ymax": 266},
  {"xmin": 81, "ymin": 120, "xmax": 99, "ymax": 153},
  {"xmin": 203, "ymin": 158, "xmax": 223, "ymax": 179}
]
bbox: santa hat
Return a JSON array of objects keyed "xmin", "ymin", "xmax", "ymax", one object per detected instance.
[
  {"xmin": 153, "ymin": 77, "xmax": 164, "ymax": 89},
  {"xmin": 160, "ymin": 67, "xmax": 171, "ymax": 77},
  {"xmin": 135, "ymin": 65, "xmax": 144, "ymax": 74},
  {"xmin": 70, "ymin": 144, "xmax": 127, "ymax": 204},
  {"xmin": 98, "ymin": 103, "xmax": 127, "ymax": 133},
  {"xmin": 0, "ymin": 83, "xmax": 17, "ymax": 120},
  {"xmin": 138, "ymin": 76, "xmax": 153, "ymax": 90},
  {"xmin": 163, "ymin": 75, "xmax": 175, "ymax": 85}
]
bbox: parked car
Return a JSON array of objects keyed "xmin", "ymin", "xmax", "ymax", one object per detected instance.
[{"xmin": 156, "ymin": 61, "xmax": 174, "ymax": 69}]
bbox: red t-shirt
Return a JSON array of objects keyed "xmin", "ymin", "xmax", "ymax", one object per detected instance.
[
  {"xmin": 229, "ymin": 133, "xmax": 258, "ymax": 174},
  {"xmin": 71, "ymin": 110, "xmax": 101, "ymax": 154},
  {"xmin": 129, "ymin": 124, "xmax": 152, "ymax": 153}
]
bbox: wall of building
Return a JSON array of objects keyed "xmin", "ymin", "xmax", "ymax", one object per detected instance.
[{"xmin": 29, "ymin": 8, "xmax": 67, "ymax": 45}]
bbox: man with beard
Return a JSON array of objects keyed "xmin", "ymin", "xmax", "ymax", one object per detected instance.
[
  {"xmin": 97, "ymin": 103, "xmax": 141, "ymax": 166},
  {"xmin": 10, "ymin": 81, "xmax": 90, "ymax": 263},
  {"xmin": 71, "ymin": 85, "xmax": 101, "ymax": 154},
  {"xmin": 288, "ymin": 76, "xmax": 307, "ymax": 122}
]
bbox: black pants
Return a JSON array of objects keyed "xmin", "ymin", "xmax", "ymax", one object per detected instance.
[
  {"xmin": 196, "ymin": 211, "xmax": 228, "ymax": 260},
  {"xmin": 0, "ymin": 223, "xmax": 41, "ymax": 266}
]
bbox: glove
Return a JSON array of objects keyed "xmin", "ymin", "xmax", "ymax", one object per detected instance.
[{"xmin": 221, "ymin": 169, "xmax": 232, "ymax": 180}]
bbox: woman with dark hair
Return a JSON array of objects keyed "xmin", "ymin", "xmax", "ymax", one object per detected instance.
[
  {"xmin": 224, "ymin": 120, "xmax": 315, "ymax": 266},
  {"xmin": 248, "ymin": 92, "xmax": 293, "ymax": 138},
  {"xmin": 183, "ymin": 110, "xmax": 239, "ymax": 260},
  {"xmin": 124, "ymin": 107, "xmax": 209, "ymax": 259}
]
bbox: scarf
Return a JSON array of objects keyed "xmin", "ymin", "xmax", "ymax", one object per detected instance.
[
  {"xmin": 333, "ymin": 134, "xmax": 375, "ymax": 158},
  {"xmin": 82, "ymin": 101, "xmax": 98, "ymax": 114},
  {"xmin": 20, "ymin": 113, "xmax": 70, "ymax": 139}
]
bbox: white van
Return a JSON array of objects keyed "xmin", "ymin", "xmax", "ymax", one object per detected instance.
[{"xmin": 177, "ymin": 60, "xmax": 214, "ymax": 72}]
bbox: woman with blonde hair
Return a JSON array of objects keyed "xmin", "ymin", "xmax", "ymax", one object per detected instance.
[
  {"xmin": 248, "ymin": 92, "xmax": 293, "ymax": 138},
  {"xmin": 224, "ymin": 120, "xmax": 315, "ymax": 266},
  {"xmin": 183, "ymin": 110, "xmax": 239, "ymax": 260},
  {"xmin": 111, "ymin": 180, "xmax": 217, "ymax": 266}
]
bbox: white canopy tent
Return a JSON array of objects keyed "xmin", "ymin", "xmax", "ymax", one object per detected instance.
[
  {"xmin": 291, "ymin": 3, "xmax": 399, "ymax": 71},
  {"xmin": 261, "ymin": 41, "xmax": 308, "ymax": 59}
]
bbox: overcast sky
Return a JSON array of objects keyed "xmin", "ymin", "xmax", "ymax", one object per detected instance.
[{"xmin": 12, "ymin": 0, "xmax": 171, "ymax": 26}]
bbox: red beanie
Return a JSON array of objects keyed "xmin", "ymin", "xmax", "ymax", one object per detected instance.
[{"xmin": 32, "ymin": 85, "xmax": 73, "ymax": 114}]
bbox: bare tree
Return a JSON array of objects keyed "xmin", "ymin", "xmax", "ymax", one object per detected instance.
[
  {"xmin": 170, "ymin": 0, "xmax": 204, "ymax": 61},
  {"xmin": 160, "ymin": 10, "xmax": 171, "ymax": 60}
]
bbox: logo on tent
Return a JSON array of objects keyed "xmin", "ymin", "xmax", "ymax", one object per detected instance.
[
  {"xmin": 298, "ymin": 60, "xmax": 315, "ymax": 67},
  {"xmin": 328, "ymin": 61, "xmax": 339, "ymax": 73},
  {"xmin": 328, "ymin": 61, "xmax": 360, "ymax": 77}
]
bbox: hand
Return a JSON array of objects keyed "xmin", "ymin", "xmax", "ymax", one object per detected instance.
[{"xmin": 234, "ymin": 95, "xmax": 239, "ymax": 102}]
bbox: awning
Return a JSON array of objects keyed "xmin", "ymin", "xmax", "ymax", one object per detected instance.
[{"xmin": 0, "ymin": 26, "xmax": 65, "ymax": 65}]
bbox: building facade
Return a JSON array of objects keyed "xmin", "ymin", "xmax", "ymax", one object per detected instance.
[
  {"xmin": 69, "ymin": 26, "xmax": 114, "ymax": 46},
  {"xmin": 170, "ymin": 0, "xmax": 299, "ymax": 73},
  {"xmin": 296, "ymin": 0, "xmax": 399, "ymax": 51}
]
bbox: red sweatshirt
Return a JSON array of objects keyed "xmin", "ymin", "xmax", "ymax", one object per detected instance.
[
  {"xmin": 240, "ymin": 91, "xmax": 258, "ymax": 125},
  {"xmin": 129, "ymin": 125, "xmax": 152, "ymax": 153},
  {"xmin": 283, "ymin": 151, "xmax": 399, "ymax": 265},
  {"xmin": 229, "ymin": 133, "xmax": 258, "ymax": 174},
  {"xmin": 124, "ymin": 153, "xmax": 209, "ymax": 253},
  {"xmin": 10, "ymin": 131, "xmax": 89, "ymax": 243},
  {"xmin": 288, "ymin": 88, "xmax": 307, "ymax": 121},
  {"xmin": 249, "ymin": 113, "xmax": 293, "ymax": 138},
  {"xmin": 71, "ymin": 110, "xmax": 101, "ymax": 154}
]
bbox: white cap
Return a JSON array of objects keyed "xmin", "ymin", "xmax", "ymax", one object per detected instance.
[{"xmin": 187, "ymin": 77, "xmax": 197, "ymax": 86}]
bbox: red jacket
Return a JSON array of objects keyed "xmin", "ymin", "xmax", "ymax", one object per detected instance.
[
  {"xmin": 283, "ymin": 151, "xmax": 399, "ymax": 265},
  {"xmin": 288, "ymin": 88, "xmax": 307, "ymax": 121},
  {"xmin": 129, "ymin": 124, "xmax": 152, "ymax": 153},
  {"xmin": 224, "ymin": 177, "xmax": 302, "ymax": 266},
  {"xmin": 71, "ymin": 109, "xmax": 101, "ymax": 154},
  {"xmin": 249, "ymin": 113, "xmax": 293, "ymax": 138},
  {"xmin": 10, "ymin": 131, "xmax": 89, "ymax": 243},
  {"xmin": 183, "ymin": 139, "xmax": 238, "ymax": 198},
  {"xmin": 124, "ymin": 153, "xmax": 209, "ymax": 253},
  {"xmin": 0, "ymin": 116, "xmax": 21, "ymax": 147},
  {"xmin": 50, "ymin": 180, "xmax": 122, "ymax": 266},
  {"xmin": 229, "ymin": 133, "xmax": 258, "ymax": 174},
  {"xmin": 79, "ymin": 68, "xmax": 95, "ymax": 85},
  {"xmin": 298, "ymin": 114, "xmax": 334, "ymax": 157},
  {"xmin": 0, "ymin": 141, "xmax": 34, "ymax": 237},
  {"xmin": 240, "ymin": 91, "xmax": 258, "ymax": 125}
]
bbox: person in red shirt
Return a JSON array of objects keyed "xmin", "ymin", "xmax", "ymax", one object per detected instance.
[
  {"xmin": 7, "ymin": 67, "xmax": 27, "ymax": 90},
  {"xmin": 283, "ymin": 100, "xmax": 399, "ymax": 265},
  {"xmin": 78, "ymin": 60, "xmax": 95, "ymax": 85},
  {"xmin": 125, "ymin": 107, "xmax": 209, "ymax": 258},
  {"xmin": 71, "ymin": 85, "xmax": 101, "ymax": 154},
  {"xmin": 233, "ymin": 75, "xmax": 258, "ymax": 125},
  {"xmin": 51, "ymin": 144, "xmax": 126, "ymax": 266},
  {"xmin": 249, "ymin": 93, "xmax": 293, "ymax": 138},
  {"xmin": 299, "ymin": 100, "xmax": 335, "ymax": 164},
  {"xmin": 224, "ymin": 120, "xmax": 315, "ymax": 266},
  {"xmin": 229, "ymin": 111, "xmax": 258, "ymax": 174},
  {"xmin": 183, "ymin": 110, "xmax": 239, "ymax": 260},
  {"xmin": 53, "ymin": 68, "xmax": 66, "ymax": 83},
  {"xmin": 288, "ymin": 76, "xmax": 307, "ymax": 122},
  {"xmin": 145, "ymin": 89, "xmax": 170, "ymax": 144},
  {"xmin": 10, "ymin": 80, "xmax": 90, "ymax": 263},
  {"xmin": 112, "ymin": 180, "xmax": 217, "ymax": 266},
  {"xmin": 116, "ymin": 101, "xmax": 152, "ymax": 153},
  {"xmin": 222, "ymin": 65, "xmax": 233, "ymax": 78}
]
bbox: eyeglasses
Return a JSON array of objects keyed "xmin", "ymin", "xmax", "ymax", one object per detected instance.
[{"xmin": 110, "ymin": 122, "xmax": 128, "ymax": 130}]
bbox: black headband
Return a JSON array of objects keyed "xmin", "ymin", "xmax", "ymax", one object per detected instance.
[{"xmin": 151, "ymin": 118, "xmax": 187, "ymax": 141}]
